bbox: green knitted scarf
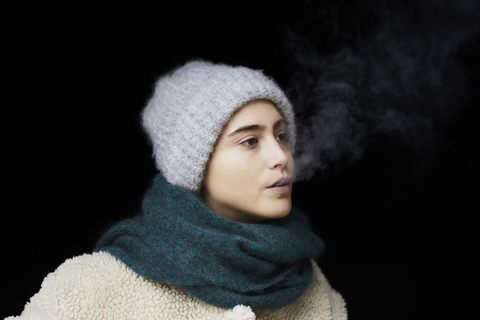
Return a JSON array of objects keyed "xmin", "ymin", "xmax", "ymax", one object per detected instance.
[{"xmin": 94, "ymin": 174, "xmax": 324, "ymax": 309}]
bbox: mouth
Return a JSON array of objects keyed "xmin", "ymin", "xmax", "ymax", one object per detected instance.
[{"xmin": 267, "ymin": 177, "xmax": 292, "ymax": 193}]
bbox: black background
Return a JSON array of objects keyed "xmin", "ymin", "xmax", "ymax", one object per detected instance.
[{"xmin": 2, "ymin": 1, "xmax": 478, "ymax": 319}]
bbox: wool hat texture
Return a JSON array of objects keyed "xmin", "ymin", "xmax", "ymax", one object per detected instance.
[{"xmin": 142, "ymin": 60, "xmax": 296, "ymax": 192}]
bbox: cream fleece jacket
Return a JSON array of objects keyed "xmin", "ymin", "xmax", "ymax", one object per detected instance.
[{"xmin": 6, "ymin": 252, "xmax": 347, "ymax": 320}]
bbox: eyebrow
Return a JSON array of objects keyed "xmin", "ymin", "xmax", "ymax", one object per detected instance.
[{"xmin": 227, "ymin": 119, "xmax": 287, "ymax": 137}]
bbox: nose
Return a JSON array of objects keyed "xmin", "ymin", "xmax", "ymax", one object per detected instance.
[{"xmin": 266, "ymin": 139, "xmax": 289, "ymax": 170}]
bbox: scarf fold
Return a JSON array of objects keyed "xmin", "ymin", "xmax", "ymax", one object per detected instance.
[{"xmin": 94, "ymin": 174, "xmax": 324, "ymax": 309}]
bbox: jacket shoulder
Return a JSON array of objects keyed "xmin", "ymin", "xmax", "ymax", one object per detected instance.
[
  {"xmin": 8, "ymin": 252, "xmax": 255, "ymax": 320},
  {"xmin": 254, "ymin": 260, "xmax": 347, "ymax": 320},
  {"xmin": 310, "ymin": 260, "xmax": 347, "ymax": 320}
]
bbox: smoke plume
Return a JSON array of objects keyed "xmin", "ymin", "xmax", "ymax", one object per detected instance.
[{"xmin": 287, "ymin": 0, "xmax": 480, "ymax": 182}]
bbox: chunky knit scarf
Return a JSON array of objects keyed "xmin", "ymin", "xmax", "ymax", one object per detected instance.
[{"xmin": 94, "ymin": 174, "xmax": 324, "ymax": 309}]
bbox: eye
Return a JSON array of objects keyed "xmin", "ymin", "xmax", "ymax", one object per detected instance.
[
  {"xmin": 241, "ymin": 138, "xmax": 258, "ymax": 147},
  {"xmin": 276, "ymin": 133, "xmax": 286, "ymax": 142}
]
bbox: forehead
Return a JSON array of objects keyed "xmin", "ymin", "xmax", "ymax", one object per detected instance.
[{"xmin": 224, "ymin": 100, "xmax": 284, "ymax": 130}]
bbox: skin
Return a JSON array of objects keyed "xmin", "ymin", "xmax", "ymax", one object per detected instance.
[{"xmin": 201, "ymin": 100, "xmax": 294, "ymax": 223}]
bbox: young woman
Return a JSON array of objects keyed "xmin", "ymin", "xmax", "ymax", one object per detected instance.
[{"xmin": 6, "ymin": 60, "xmax": 347, "ymax": 320}]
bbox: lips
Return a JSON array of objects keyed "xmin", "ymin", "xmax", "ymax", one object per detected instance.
[
  {"xmin": 268, "ymin": 177, "xmax": 291, "ymax": 188},
  {"xmin": 267, "ymin": 177, "xmax": 292, "ymax": 193}
]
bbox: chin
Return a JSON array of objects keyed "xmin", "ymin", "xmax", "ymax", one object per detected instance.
[{"xmin": 259, "ymin": 200, "xmax": 292, "ymax": 220}]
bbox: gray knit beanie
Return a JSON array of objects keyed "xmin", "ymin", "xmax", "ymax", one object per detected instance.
[{"xmin": 142, "ymin": 60, "xmax": 296, "ymax": 192}]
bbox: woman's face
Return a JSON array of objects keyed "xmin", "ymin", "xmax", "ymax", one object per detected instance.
[{"xmin": 201, "ymin": 100, "xmax": 294, "ymax": 223}]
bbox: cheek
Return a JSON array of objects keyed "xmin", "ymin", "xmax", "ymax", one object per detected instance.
[
  {"xmin": 207, "ymin": 152, "xmax": 259, "ymax": 196},
  {"xmin": 288, "ymin": 150, "xmax": 295, "ymax": 172}
]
